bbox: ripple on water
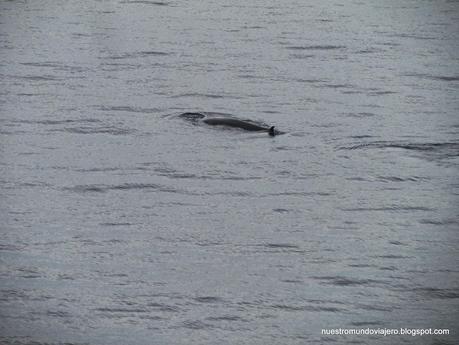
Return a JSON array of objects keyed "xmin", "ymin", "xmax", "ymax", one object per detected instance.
[
  {"xmin": 343, "ymin": 112, "xmax": 376, "ymax": 118},
  {"xmin": 63, "ymin": 183, "xmax": 187, "ymax": 194},
  {"xmin": 341, "ymin": 141, "xmax": 459, "ymax": 154},
  {"xmin": 181, "ymin": 320, "xmax": 213, "ymax": 330},
  {"xmin": 0, "ymin": 243, "xmax": 24, "ymax": 251},
  {"xmin": 206, "ymin": 315, "xmax": 247, "ymax": 322},
  {"xmin": 285, "ymin": 45, "xmax": 345, "ymax": 50},
  {"xmin": 413, "ymin": 287, "xmax": 459, "ymax": 300},
  {"xmin": 264, "ymin": 243, "xmax": 300, "ymax": 249},
  {"xmin": 403, "ymin": 73, "xmax": 459, "ymax": 82},
  {"xmin": 419, "ymin": 218, "xmax": 458, "ymax": 226},
  {"xmin": 56, "ymin": 125, "xmax": 134, "ymax": 135},
  {"xmin": 120, "ymin": 1, "xmax": 171, "ymax": 5},
  {"xmin": 376, "ymin": 175, "xmax": 423, "ymax": 182},
  {"xmin": 341, "ymin": 206, "xmax": 434, "ymax": 212},
  {"xmin": 147, "ymin": 303, "xmax": 180, "ymax": 313},
  {"xmin": 104, "ymin": 51, "xmax": 170, "ymax": 59},
  {"xmin": 94, "ymin": 307, "xmax": 149, "ymax": 315},
  {"xmin": 12, "ymin": 118, "xmax": 102, "ymax": 125},
  {"xmin": 311, "ymin": 276, "xmax": 382, "ymax": 287},
  {"xmin": 193, "ymin": 296, "xmax": 224, "ymax": 304},
  {"xmin": 270, "ymin": 304, "xmax": 344, "ymax": 313},
  {"xmin": 350, "ymin": 321, "xmax": 384, "ymax": 327},
  {"xmin": 96, "ymin": 105, "xmax": 161, "ymax": 113}
]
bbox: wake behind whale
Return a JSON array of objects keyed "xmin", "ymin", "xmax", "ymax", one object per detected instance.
[{"xmin": 178, "ymin": 112, "xmax": 282, "ymax": 136}]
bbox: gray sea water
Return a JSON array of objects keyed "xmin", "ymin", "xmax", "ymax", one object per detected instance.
[{"xmin": 1, "ymin": 0, "xmax": 459, "ymax": 344}]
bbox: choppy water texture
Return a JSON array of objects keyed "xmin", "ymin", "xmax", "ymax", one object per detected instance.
[{"xmin": 1, "ymin": 0, "xmax": 459, "ymax": 344}]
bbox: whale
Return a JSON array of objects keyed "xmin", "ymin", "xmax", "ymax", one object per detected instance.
[
  {"xmin": 203, "ymin": 118, "xmax": 277, "ymax": 136},
  {"xmin": 178, "ymin": 112, "xmax": 281, "ymax": 136}
]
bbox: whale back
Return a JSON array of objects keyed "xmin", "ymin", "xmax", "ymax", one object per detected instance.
[
  {"xmin": 203, "ymin": 118, "xmax": 268, "ymax": 131},
  {"xmin": 178, "ymin": 112, "xmax": 282, "ymax": 135}
]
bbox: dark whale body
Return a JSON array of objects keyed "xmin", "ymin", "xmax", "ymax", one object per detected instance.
[
  {"xmin": 179, "ymin": 112, "xmax": 281, "ymax": 136},
  {"xmin": 203, "ymin": 118, "xmax": 268, "ymax": 132}
]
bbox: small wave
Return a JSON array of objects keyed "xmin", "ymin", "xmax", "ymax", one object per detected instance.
[
  {"xmin": 355, "ymin": 48, "xmax": 384, "ymax": 54},
  {"xmin": 374, "ymin": 254, "xmax": 412, "ymax": 259},
  {"xmin": 17, "ymin": 75, "xmax": 62, "ymax": 81},
  {"xmin": 16, "ymin": 93, "xmax": 47, "ymax": 97},
  {"xmin": 388, "ymin": 240, "xmax": 407, "ymax": 246},
  {"xmin": 344, "ymin": 112, "xmax": 375, "ymax": 118},
  {"xmin": 206, "ymin": 315, "xmax": 247, "ymax": 322},
  {"xmin": 20, "ymin": 61, "xmax": 88, "ymax": 73},
  {"xmin": 377, "ymin": 175, "xmax": 422, "ymax": 182},
  {"xmin": 264, "ymin": 243, "xmax": 300, "ymax": 249},
  {"xmin": 21, "ymin": 61, "xmax": 61, "ymax": 68},
  {"xmin": 46, "ymin": 310, "xmax": 72, "ymax": 318},
  {"xmin": 96, "ymin": 105, "xmax": 160, "ymax": 113},
  {"xmin": 181, "ymin": 320, "xmax": 213, "ymax": 330},
  {"xmin": 433, "ymin": 75, "xmax": 459, "ymax": 81},
  {"xmin": 0, "ymin": 290, "xmax": 28, "ymax": 302},
  {"xmin": 356, "ymin": 303, "xmax": 394, "ymax": 312},
  {"xmin": 350, "ymin": 321, "xmax": 384, "ymax": 326},
  {"xmin": 349, "ymin": 135, "xmax": 373, "ymax": 139},
  {"xmin": 64, "ymin": 183, "xmax": 185, "ymax": 194},
  {"xmin": 58, "ymin": 126, "xmax": 134, "ymax": 135},
  {"xmin": 390, "ymin": 33, "xmax": 436, "ymax": 40},
  {"xmin": 270, "ymin": 304, "xmax": 343, "ymax": 312},
  {"xmin": 348, "ymin": 264, "xmax": 374, "ymax": 269},
  {"xmin": 379, "ymin": 266, "xmax": 397, "ymax": 271},
  {"xmin": 147, "ymin": 302, "xmax": 180, "ymax": 312},
  {"xmin": 17, "ymin": 267, "xmax": 41, "ymax": 279},
  {"xmin": 267, "ymin": 191, "xmax": 331, "ymax": 197},
  {"xmin": 238, "ymin": 73, "xmax": 259, "ymax": 79},
  {"xmin": 311, "ymin": 276, "xmax": 380, "ymax": 286},
  {"xmin": 120, "ymin": 0, "xmax": 170, "ymax": 5},
  {"xmin": 281, "ymin": 279, "xmax": 303, "ymax": 283},
  {"xmin": 414, "ymin": 287, "xmax": 459, "ymax": 299},
  {"xmin": 294, "ymin": 78, "xmax": 326, "ymax": 83},
  {"xmin": 18, "ymin": 181, "xmax": 52, "ymax": 188},
  {"xmin": 207, "ymin": 191, "xmax": 253, "ymax": 197},
  {"xmin": 106, "ymin": 51, "xmax": 170, "ymax": 60},
  {"xmin": 100, "ymin": 222, "xmax": 134, "ymax": 227},
  {"xmin": 176, "ymin": 112, "xmax": 206, "ymax": 123},
  {"xmin": 290, "ymin": 53, "xmax": 315, "ymax": 59},
  {"xmin": 368, "ymin": 90, "xmax": 397, "ymax": 96},
  {"xmin": 57, "ymin": 274, "xmax": 75, "ymax": 280},
  {"xmin": 195, "ymin": 241, "xmax": 223, "ymax": 247},
  {"xmin": 13, "ymin": 118, "xmax": 101, "ymax": 125},
  {"xmin": 341, "ymin": 141, "xmax": 459, "ymax": 155},
  {"xmin": 63, "ymin": 183, "xmax": 156, "ymax": 193},
  {"xmin": 73, "ymin": 32, "xmax": 92, "ymax": 38},
  {"xmin": 171, "ymin": 92, "xmax": 242, "ymax": 99},
  {"xmin": 404, "ymin": 73, "xmax": 459, "ymax": 82},
  {"xmin": 318, "ymin": 83, "xmax": 352, "ymax": 89},
  {"xmin": 270, "ymin": 304, "xmax": 306, "ymax": 311},
  {"xmin": 0, "ymin": 243, "xmax": 24, "ymax": 251},
  {"xmin": 75, "ymin": 167, "xmax": 120, "ymax": 172},
  {"xmin": 251, "ymin": 243, "xmax": 304, "ymax": 254},
  {"xmin": 286, "ymin": 45, "xmax": 345, "ymax": 50},
  {"xmin": 95, "ymin": 307, "xmax": 148, "ymax": 313},
  {"xmin": 341, "ymin": 206, "xmax": 433, "ymax": 212},
  {"xmin": 273, "ymin": 208, "xmax": 290, "ymax": 213},
  {"xmin": 99, "ymin": 62, "xmax": 142, "ymax": 71},
  {"xmin": 419, "ymin": 218, "xmax": 457, "ymax": 226},
  {"xmin": 193, "ymin": 296, "xmax": 224, "ymax": 304},
  {"xmin": 138, "ymin": 50, "xmax": 170, "ymax": 55}
]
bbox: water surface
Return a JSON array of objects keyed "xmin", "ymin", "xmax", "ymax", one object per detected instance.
[{"xmin": 1, "ymin": 0, "xmax": 458, "ymax": 344}]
